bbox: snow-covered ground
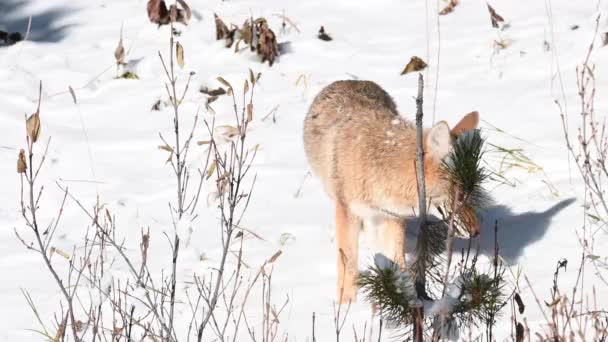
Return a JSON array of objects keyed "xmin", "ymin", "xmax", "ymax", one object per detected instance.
[{"xmin": 1, "ymin": 0, "xmax": 607, "ymax": 340}]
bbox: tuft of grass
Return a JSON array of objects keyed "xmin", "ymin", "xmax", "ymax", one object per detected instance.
[{"xmin": 117, "ymin": 71, "xmax": 140, "ymax": 80}]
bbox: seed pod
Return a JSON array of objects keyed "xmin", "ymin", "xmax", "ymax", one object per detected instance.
[{"xmin": 17, "ymin": 149, "xmax": 27, "ymax": 173}]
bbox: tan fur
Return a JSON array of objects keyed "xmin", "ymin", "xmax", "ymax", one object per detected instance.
[{"xmin": 303, "ymin": 80, "xmax": 480, "ymax": 303}]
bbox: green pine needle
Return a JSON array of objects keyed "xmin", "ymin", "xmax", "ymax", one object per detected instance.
[{"xmin": 357, "ymin": 256, "xmax": 417, "ymax": 326}]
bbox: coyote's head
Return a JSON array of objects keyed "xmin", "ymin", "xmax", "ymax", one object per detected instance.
[{"xmin": 423, "ymin": 111, "xmax": 481, "ymax": 236}]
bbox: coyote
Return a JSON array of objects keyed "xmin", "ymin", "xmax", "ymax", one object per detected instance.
[{"xmin": 303, "ymin": 80, "xmax": 480, "ymax": 303}]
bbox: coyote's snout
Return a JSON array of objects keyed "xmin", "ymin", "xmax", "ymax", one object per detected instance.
[{"xmin": 303, "ymin": 80, "xmax": 480, "ymax": 303}]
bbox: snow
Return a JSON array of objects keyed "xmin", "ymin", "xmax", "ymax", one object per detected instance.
[{"xmin": 1, "ymin": 0, "xmax": 607, "ymax": 340}]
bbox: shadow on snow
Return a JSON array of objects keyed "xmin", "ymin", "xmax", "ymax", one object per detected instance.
[
  {"xmin": 405, "ymin": 198, "xmax": 576, "ymax": 264},
  {"xmin": 0, "ymin": 0, "xmax": 75, "ymax": 44}
]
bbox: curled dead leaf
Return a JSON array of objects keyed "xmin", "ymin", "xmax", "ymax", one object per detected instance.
[
  {"xmin": 147, "ymin": 0, "xmax": 169, "ymax": 25},
  {"xmin": 216, "ymin": 76, "xmax": 232, "ymax": 89},
  {"xmin": 268, "ymin": 250, "xmax": 282, "ymax": 263},
  {"xmin": 238, "ymin": 19, "xmax": 254, "ymax": 49},
  {"xmin": 487, "ymin": 3, "xmax": 505, "ymax": 28},
  {"xmin": 74, "ymin": 320, "xmax": 84, "ymax": 333},
  {"xmin": 200, "ymin": 86, "xmax": 226, "ymax": 96},
  {"xmin": 439, "ymin": 0, "xmax": 459, "ymax": 15},
  {"xmin": 206, "ymin": 161, "xmax": 216, "ymax": 179},
  {"xmin": 215, "ymin": 13, "xmax": 230, "ymax": 40},
  {"xmin": 401, "ymin": 56, "xmax": 427, "ymax": 75},
  {"xmin": 318, "ymin": 26, "xmax": 332, "ymax": 41},
  {"xmin": 176, "ymin": 41, "xmax": 185, "ymax": 68},
  {"xmin": 514, "ymin": 293, "xmax": 525, "ymax": 314},
  {"xmin": 175, "ymin": 0, "xmax": 192, "ymax": 25},
  {"xmin": 17, "ymin": 149, "xmax": 26, "ymax": 173},
  {"xmin": 158, "ymin": 145, "xmax": 174, "ymax": 152},
  {"xmin": 54, "ymin": 322, "xmax": 65, "ymax": 342},
  {"xmin": 247, "ymin": 103, "xmax": 253, "ymax": 123},
  {"xmin": 249, "ymin": 68, "xmax": 255, "ymax": 85},
  {"xmin": 148, "ymin": 0, "xmax": 190, "ymax": 26},
  {"xmin": 243, "ymin": 79, "xmax": 249, "ymax": 94},
  {"xmin": 50, "ymin": 246, "xmax": 71, "ymax": 260},
  {"xmin": 151, "ymin": 99, "xmax": 162, "ymax": 111},
  {"xmin": 105, "ymin": 208, "xmax": 113, "ymax": 225},
  {"xmin": 114, "ymin": 30, "xmax": 125, "ymax": 65},
  {"xmin": 215, "ymin": 125, "xmax": 240, "ymax": 139},
  {"xmin": 26, "ymin": 111, "xmax": 41, "ymax": 143},
  {"xmin": 257, "ymin": 21, "xmax": 279, "ymax": 66},
  {"xmin": 205, "ymin": 103, "xmax": 216, "ymax": 115}
]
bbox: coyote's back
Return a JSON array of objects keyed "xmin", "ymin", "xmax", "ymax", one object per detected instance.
[{"xmin": 303, "ymin": 80, "xmax": 404, "ymax": 203}]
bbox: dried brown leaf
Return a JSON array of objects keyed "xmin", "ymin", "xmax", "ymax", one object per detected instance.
[
  {"xmin": 158, "ymin": 145, "xmax": 174, "ymax": 152},
  {"xmin": 74, "ymin": 320, "xmax": 84, "ymax": 333},
  {"xmin": 200, "ymin": 86, "xmax": 226, "ymax": 96},
  {"xmin": 243, "ymin": 79, "xmax": 249, "ymax": 94},
  {"xmin": 247, "ymin": 103, "xmax": 253, "ymax": 123},
  {"xmin": 17, "ymin": 149, "xmax": 26, "ymax": 173},
  {"xmin": 26, "ymin": 112, "xmax": 41, "ymax": 143},
  {"xmin": 217, "ymin": 76, "xmax": 232, "ymax": 89},
  {"xmin": 207, "ymin": 95, "xmax": 219, "ymax": 104},
  {"xmin": 215, "ymin": 13, "xmax": 229, "ymax": 40},
  {"xmin": 206, "ymin": 161, "xmax": 216, "ymax": 179},
  {"xmin": 487, "ymin": 3, "xmax": 504, "ymax": 28},
  {"xmin": 439, "ymin": 0, "xmax": 459, "ymax": 15},
  {"xmin": 147, "ymin": 0, "xmax": 169, "ymax": 25},
  {"xmin": 249, "ymin": 68, "xmax": 255, "ymax": 85},
  {"xmin": 197, "ymin": 140, "xmax": 210, "ymax": 145},
  {"xmin": 205, "ymin": 103, "xmax": 216, "ymax": 115},
  {"xmin": 514, "ymin": 293, "xmax": 525, "ymax": 314},
  {"xmin": 215, "ymin": 125, "xmax": 240, "ymax": 139},
  {"xmin": 268, "ymin": 250, "xmax": 282, "ymax": 263},
  {"xmin": 257, "ymin": 22, "xmax": 279, "ymax": 66},
  {"xmin": 176, "ymin": 0, "xmax": 191, "ymax": 24},
  {"xmin": 515, "ymin": 323, "xmax": 524, "ymax": 342},
  {"xmin": 151, "ymin": 99, "xmax": 162, "ymax": 111},
  {"xmin": 318, "ymin": 26, "xmax": 332, "ymax": 41},
  {"xmin": 50, "ymin": 246, "xmax": 71, "ymax": 260},
  {"xmin": 68, "ymin": 86, "xmax": 77, "ymax": 105},
  {"xmin": 176, "ymin": 41, "xmax": 185, "ymax": 68},
  {"xmin": 401, "ymin": 56, "xmax": 428, "ymax": 75},
  {"xmin": 493, "ymin": 38, "xmax": 511, "ymax": 50},
  {"xmin": 105, "ymin": 208, "xmax": 113, "ymax": 225},
  {"xmin": 53, "ymin": 322, "xmax": 65, "ymax": 342},
  {"xmin": 239, "ymin": 19, "xmax": 254, "ymax": 47},
  {"xmin": 114, "ymin": 33, "xmax": 125, "ymax": 65}
]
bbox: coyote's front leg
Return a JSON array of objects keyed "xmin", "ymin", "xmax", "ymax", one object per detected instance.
[
  {"xmin": 335, "ymin": 200, "xmax": 361, "ymax": 303},
  {"xmin": 381, "ymin": 217, "xmax": 406, "ymax": 270}
]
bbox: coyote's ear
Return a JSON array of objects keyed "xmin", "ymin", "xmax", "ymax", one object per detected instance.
[
  {"xmin": 426, "ymin": 121, "xmax": 451, "ymax": 160},
  {"xmin": 451, "ymin": 111, "xmax": 480, "ymax": 137}
]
